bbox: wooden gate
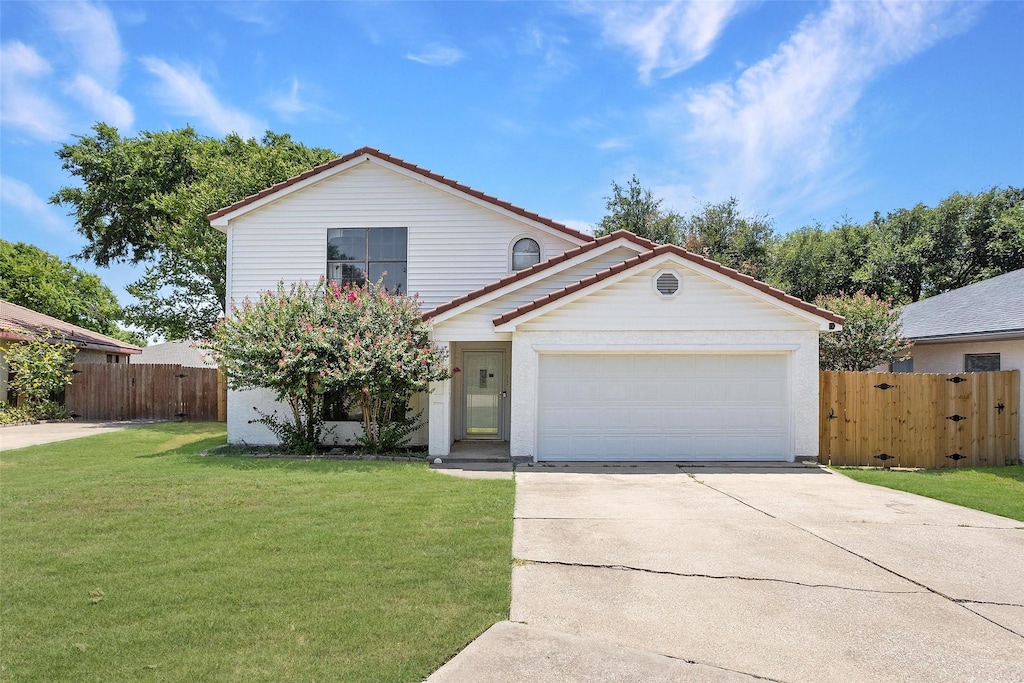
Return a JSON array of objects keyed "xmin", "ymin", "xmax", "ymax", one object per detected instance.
[
  {"xmin": 819, "ymin": 370, "xmax": 1019, "ymax": 468},
  {"xmin": 64, "ymin": 363, "xmax": 226, "ymax": 421}
]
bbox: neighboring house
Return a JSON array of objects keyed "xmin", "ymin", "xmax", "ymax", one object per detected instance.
[
  {"xmin": 895, "ymin": 269, "xmax": 1024, "ymax": 374},
  {"xmin": 134, "ymin": 340, "xmax": 215, "ymax": 367},
  {"xmin": 893, "ymin": 269, "xmax": 1024, "ymax": 454},
  {"xmin": 209, "ymin": 148, "xmax": 842, "ymax": 462},
  {"xmin": 0, "ymin": 299, "xmax": 141, "ymax": 402}
]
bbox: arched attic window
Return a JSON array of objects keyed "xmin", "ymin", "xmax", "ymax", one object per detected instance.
[{"xmin": 512, "ymin": 238, "xmax": 541, "ymax": 271}]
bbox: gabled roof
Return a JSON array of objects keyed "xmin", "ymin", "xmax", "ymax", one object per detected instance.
[
  {"xmin": 0, "ymin": 300, "xmax": 141, "ymax": 355},
  {"xmin": 421, "ymin": 230, "xmax": 649, "ymax": 320},
  {"xmin": 491, "ymin": 242, "xmax": 846, "ymax": 327},
  {"xmin": 207, "ymin": 147, "xmax": 594, "ymax": 244},
  {"xmin": 900, "ymin": 268, "xmax": 1024, "ymax": 341}
]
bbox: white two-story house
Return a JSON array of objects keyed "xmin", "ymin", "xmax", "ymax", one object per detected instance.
[{"xmin": 209, "ymin": 148, "xmax": 842, "ymax": 462}]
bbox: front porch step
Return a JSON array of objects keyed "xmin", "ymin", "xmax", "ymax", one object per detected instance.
[{"xmin": 433, "ymin": 455, "xmax": 510, "ymax": 464}]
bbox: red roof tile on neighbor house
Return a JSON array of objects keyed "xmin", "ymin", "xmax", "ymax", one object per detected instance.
[
  {"xmin": 420, "ymin": 230, "xmax": 652, "ymax": 320},
  {"xmin": 0, "ymin": 300, "xmax": 142, "ymax": 355},
  {"xmin": 491, "ymin": 242, "xmax": 846, "ymax": 327},
  {"xmin": 207, "ymin": 147, "xmax": 595, "ymax": 244}
]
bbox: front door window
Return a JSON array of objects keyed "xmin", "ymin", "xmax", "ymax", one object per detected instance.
[{"xmin": 463, "ymin": 351, "xmax": 503, "ymax": 438}]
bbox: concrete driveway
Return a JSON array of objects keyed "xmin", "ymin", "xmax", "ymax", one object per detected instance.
[
  {"xmin": 430, "ymin": 464, "xmax": 1024, "ymax": 682},
  {"xmin": 0, "ymin": 420, "xmax": 158, "ymax": 450}
]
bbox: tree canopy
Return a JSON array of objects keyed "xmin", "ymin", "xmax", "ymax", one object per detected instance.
[
  {"xmin": 593, "ymin": 176, "xmax": 1023, "ymax": 304},
  {"xmin": 0, "ymin": 240, "xmax": 141, "ymax": 345},
  {"xmin": 51, "ymin": 123, "xmax": 337, "ymax": 339}
]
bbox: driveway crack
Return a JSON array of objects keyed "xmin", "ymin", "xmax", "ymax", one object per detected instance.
[
  {"xmin": 519, "ymin": 558, "xmax": 924, "ymax": 595},
  {"xmin": 689, "ymin": 475, "xmax": 1024, "ymax": 641}
]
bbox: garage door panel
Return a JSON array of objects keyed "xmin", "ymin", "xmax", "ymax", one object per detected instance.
[{"xmin": 537, "ymin": 353, "xmax": 791, "ymax": 461}]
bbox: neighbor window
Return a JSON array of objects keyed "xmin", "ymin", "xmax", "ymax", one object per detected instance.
[
  {"xmin": 512, "ymin": 238, "xmax": 541, "ymax": 271},
  {"xmin": 891, "ymin": 357, "xmax": 913, "ymax": 372},
  {"xmin": 964, "ymin": 353, "xmax": 1000, "ymax": 372},
  {"xmin": 327, "ymin": 227, "xmax": 407, "ymax": 293}
]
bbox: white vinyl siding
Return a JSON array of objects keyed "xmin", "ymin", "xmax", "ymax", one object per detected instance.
[
  {"xmin": 432, "ymin": 245, "xmax": 644, "ymax": 342},
  {"xmin": 518, "ymin": 264, "xmax": 820, "ymax": 332},
  {"xmin": 225, "ymin": 161, "xmax": 581, "ymax": 308},
  {"xmin": 537, "ymin": 353, "xmax": 791, "ymax": 461}
]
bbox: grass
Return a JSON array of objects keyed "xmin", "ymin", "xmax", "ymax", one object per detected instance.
[
  {"xmin": 0, "ymin": 423, "xmax": 515, "ymax": 682},
  {"xmin": 837, "ymin": 465, "xmax": 1024, "ymax": 522}
]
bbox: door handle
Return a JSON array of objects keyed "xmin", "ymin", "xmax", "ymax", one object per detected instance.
[{"xmin": 501, "ymin": 391, "xmax": 508, "ymax": 398}]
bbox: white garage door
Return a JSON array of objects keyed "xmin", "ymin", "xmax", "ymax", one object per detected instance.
[{"xmin": 537, "ymin": 353, "xmax": 791, "ymax": 461}]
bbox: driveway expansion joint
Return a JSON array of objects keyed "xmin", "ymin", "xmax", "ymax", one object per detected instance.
[{"xmin": 518, "ymin": 558, "xmax": 925, "ymax": 595}]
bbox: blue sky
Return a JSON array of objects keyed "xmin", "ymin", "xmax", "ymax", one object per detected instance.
[{"xmin": 2, "ymin": 1, "xmax": 1022, "ymax": 304}]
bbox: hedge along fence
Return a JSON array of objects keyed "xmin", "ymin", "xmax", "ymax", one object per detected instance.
[
  {"xmin": 819, "ymin": 370, "xmax": 1020, "ymax": 468},
  {"xmin": 64, "ymin": 363, "xmax": 225, "ymax": 422}
]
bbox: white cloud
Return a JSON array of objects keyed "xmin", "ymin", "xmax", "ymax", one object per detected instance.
[
  {"xmin": 44, "ymin": 1, "xmax": 134, "ymax": 129},
  {"xmin": 583, "ymin": 0, "xmax": 746, "ymax": 82},
  {"xmin": 654, "ymin": 0, "xmax": 975, "ymax": 215},
  {"xmin": 406, "ymin": 45, "xmax": 464, "ymax": 66},
  {"xmin": 0, "ymin": 175, "xmax": 75, "ymax": 237},
  {"xmin": 269, "ymin": 78, "xmax": 309, "ymax": 118},
  {"xmin": 65, "ymin": 74, "xmax": 134, "ymax": 129},
  {"xmin": 45, "ymin": 1, "xmax": 124, "ymax": 88},
  {"xmin": 0, "ymin": 42, "xmax": 67, "ymax": 140},
  {"xmin": 141, "ymin": 57, "xmax": 264, "ymax": 138}
]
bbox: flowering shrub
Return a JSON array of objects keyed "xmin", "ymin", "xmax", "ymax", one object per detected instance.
[
  {"xmin": 205, "ymin": 278, "xmax": 449, "ymax": 454},
  {"xmin": 4, "ymin": 331, "xmax": 76, "ymax": 418},
  {"xmin": 816, "ymin": 291, "xmax": 912, "ymax": 371}
]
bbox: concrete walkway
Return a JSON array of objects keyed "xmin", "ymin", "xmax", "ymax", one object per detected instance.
[
  {"xmin": 429, "ymin": 464, "xmax": 1024, "ymax": 682},
  {"xmin": 0, "ymin": 420, "xmax": 159, "ymax": 450}
]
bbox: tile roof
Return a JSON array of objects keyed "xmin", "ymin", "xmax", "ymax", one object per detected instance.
[
  {"xmin": 491, "ymin": 242, "xmax": 845, "ymax": 327},
  {"xmin": 421, "ymin": 230, "xmax": 650, "ymax": 320},
  {"xmin": 207, "ymin": 147, "xmax": 594, "ymax": 244},
  {"xmin": 900, "ymin": 268, "xmax": 1024, "ymax": 340},
  {"xmin": 0, "ymin": 300, "xmax": 141, "ymax": 354}
]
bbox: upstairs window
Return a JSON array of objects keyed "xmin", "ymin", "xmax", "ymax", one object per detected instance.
[
  {"xmin": 512, "ymin": 238, "xmax": 541, "ymax": 271},
  {"xmin": 328, "ymin": 227, "xmax": 407, "ymax": 294}
]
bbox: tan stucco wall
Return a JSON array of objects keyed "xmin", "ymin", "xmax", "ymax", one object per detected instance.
[{"xmin": 908, "ymin": 338, "xmax": 1024, "ymax": 374}]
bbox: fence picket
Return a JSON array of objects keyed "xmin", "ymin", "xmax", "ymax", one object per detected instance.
[
  {"xmin": 64, "ymin": 363, "xmax": 225, "ymax": 422},
  {"xmin": 819, "ymin": 371, "xmax": 1019, "ymax": 468}
]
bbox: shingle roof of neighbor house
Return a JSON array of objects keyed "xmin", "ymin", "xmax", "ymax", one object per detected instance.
[
  {"xmin": 900, "ymin": 268, "xmax": 1024, "ymax": 341},
  {"xmin": 134, "ymin": 340, "xmax": 214, "ymax": 367},
  {"xmin": 208, "ymin": 147, "xmax": 594, "ymax": 244},
  {"xmin": 0, "ymin": 300, "xmax": 141, "ymax": 355}
]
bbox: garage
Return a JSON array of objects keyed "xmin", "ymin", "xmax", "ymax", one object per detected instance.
[{"xmin": 536, "ymin": 352, "xmax": 791, "ymax": 461}]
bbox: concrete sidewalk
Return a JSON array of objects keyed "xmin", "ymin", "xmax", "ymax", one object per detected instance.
[
  {"xmin": 0, "ymin": 420, "xmax": 159, "ymax": 450},
  {"xmin": 429, "ymin": 465, "xmax": 1024, "ymax": 682}
]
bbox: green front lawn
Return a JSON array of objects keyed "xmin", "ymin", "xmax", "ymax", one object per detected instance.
[
  {"xmin": 837, "ymin": 465, "xmax": 1024, "ymax": 522},
  {"xmin": 0, "ymin": 423, "xmax": 514, "ymax": 682}
]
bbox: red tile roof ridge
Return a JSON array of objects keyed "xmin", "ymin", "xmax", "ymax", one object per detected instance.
[
  {"xmin": 207, "ymin": 147, "xmax": 594, "ymax": 244},
  {"xmin": 491, "ymin": 244, "xmax": 844, "ymax": 327}
]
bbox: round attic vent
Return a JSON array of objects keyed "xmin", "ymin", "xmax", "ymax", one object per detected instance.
[{"xmin": 655, "ymin": 270, "xmax": 681, "ymax": 297}]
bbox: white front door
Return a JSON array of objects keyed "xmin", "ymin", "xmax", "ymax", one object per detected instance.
[
  {"xmin": 463, "ymin": 351, "xmax": 504, "ymax": 439},
  {"xmin": 536, "ymin": 353, "xmax": 791, "ymax": 461}
]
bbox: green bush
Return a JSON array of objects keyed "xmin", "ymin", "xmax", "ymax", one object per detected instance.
[{"xmin": 0, "ymin": 402, "xmax": 35, "ymax": 425}]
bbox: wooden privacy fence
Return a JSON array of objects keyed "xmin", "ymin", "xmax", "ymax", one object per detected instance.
[
  {"xmin": 819, "ymin": 370, "xmax": 1019, "ymax": 468},
  {"xmin": 64, "ymin": 363, "xmax": 226, "ymax": 422}
]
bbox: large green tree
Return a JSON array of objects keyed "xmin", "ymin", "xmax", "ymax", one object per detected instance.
[
  {"xmin": 593, "ymin": 175, "xmax": 683, "ymax": 244},
  {"xmin": 767, "ymin": 221, "xmax": 874, "ymax": 302},
  {"xmin": 0, "ymin": 240, "xmax": 140, "ymax": 344},
  {"xmin": 817, "ymin": 292, "xmax": 911, "ymax": 372},
  {"xmin": 51, "ymin": 123, "xmax": 337, "ymax": 339},
  {"xmin": 681, "ymin": 198, "xmax": 776, "ymax": 278}
]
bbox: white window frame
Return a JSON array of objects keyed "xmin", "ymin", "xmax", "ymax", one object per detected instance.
[{"xmin": 509, "ymin": 234, "xmax": 544, "ymax": 273}]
